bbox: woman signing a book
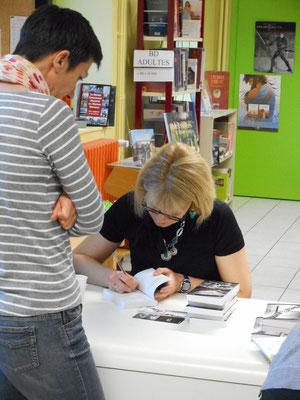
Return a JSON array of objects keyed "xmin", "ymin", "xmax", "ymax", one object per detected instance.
[{"xmin": 73, "ymin": 142, "xmax": 252, "ymax": 300}]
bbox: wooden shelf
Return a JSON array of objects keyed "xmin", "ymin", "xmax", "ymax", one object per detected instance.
[
  {"xmin": 141, "ymin": 88, "xmax": 202, "ymax": 98},
  {"xmin": 143, "ymin": 36, "xmax": 203, "ymax": 42}
]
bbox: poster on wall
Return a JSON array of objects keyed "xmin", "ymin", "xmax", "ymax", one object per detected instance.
[
  {"xmin": 254, "ymin": 21, "xmax": 296, "ymax": 74},
  {"xmin": 237, "ymin": 74, "xmax": 281, "ymax": 132}
]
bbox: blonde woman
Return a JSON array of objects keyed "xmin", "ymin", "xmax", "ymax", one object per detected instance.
[{"xmin": 74, "ymin": 142, "xmax": 251, "ymax": 300}]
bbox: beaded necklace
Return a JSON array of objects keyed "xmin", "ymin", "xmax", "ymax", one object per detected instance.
[{"xmin": 160, "ymin": 219, "xmax": 185, "ymax": 261}]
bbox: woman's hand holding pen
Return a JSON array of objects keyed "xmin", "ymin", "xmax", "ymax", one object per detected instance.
[{"xmin": 108, "ymin": 270, "xmax": 138, "ymax": 293}]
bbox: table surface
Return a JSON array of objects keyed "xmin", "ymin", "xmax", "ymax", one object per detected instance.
[{"xmin": 82, "ymin": 285, "xmax": 269, "ymax": 387}]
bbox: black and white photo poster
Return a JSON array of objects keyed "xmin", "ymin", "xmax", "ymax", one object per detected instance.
[{"xmin": 254, "ymin": 22, "xmax": 296, "ymax": 74}]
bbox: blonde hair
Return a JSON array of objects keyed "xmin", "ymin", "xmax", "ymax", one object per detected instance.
[{"xmin": 134, "ymin": 142, "xmax": 215, "ymax": 225}]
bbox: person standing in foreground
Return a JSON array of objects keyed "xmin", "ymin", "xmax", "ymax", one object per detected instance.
[{"xmin": 0, "ymin": 5, "xmax": 105, "ymax": 400}]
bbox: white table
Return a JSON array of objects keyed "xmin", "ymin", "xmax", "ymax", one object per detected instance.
[{"xmin": 82, "ymin": 285, "xmax": 269, "ymax": 400}]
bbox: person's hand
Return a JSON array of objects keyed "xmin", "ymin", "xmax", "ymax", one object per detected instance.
[
  {"xmin": 153, "ymin": 267, "xmax": 183, "ymax": 301},
  {"xmin": 50, "ymin": 194, "xmax": 77, "ymax": 230},
  {"xmin": 108, "ymin": 270, "xmax": 139, "ymax": 293}
]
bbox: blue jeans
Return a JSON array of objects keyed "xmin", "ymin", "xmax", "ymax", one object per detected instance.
[{"xmin": 0, "ymin": 305, "xmax": 105, "ymax": 400}]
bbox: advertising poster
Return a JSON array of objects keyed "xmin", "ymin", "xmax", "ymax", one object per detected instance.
[
  {"xmin": 254, "ymin": 21, "xmax": 296, "ymax": 74},
  {"xmin": 237, "ymin": 74, "xmax": 281, "ymax": 132}
]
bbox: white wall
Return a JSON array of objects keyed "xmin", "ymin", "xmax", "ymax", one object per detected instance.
[{"xmin": 54, "ymin": 0, "xmax": 114, "ymax": 84}]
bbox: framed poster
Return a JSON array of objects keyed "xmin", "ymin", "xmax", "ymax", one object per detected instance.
[
  {"xmin": 237, "ymin": 74, "xmax": 281, "ymax": 132},
  {"xmin": 254, "ymin": 21, "xmax": 296, "ymax": 74}
]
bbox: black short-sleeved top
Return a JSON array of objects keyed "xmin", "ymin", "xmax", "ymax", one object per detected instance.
[{"xmin": 100, "ymin": 192, "xmax": 244, "ymax": 281}]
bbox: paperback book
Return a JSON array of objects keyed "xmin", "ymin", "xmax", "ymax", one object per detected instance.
[
  {"xmin": 205, "ymin": 71, "xmax": 229, "ymax": 110},
  {"xmin": 187, "ymin": 280, "xmax": 240, "ymax": 308},
  {"xmin": 133, "ymin": 307, "xmax": 188, "ymax": 326},
  {"xmin": 102, "ymin": 268, "xmax": 169, "ymax": 309},
  {"xmin": 186, "ymin": 297, "xmax": 238, "ymax": 321},
  {"xmin": 164, "ymin": 110, "xmax": 198, "ymax": 151},
  {"xmin": 75, "ymin": 83, "xmax": 116, "ymax": 126},
  {"xmin": 180, "ymin": 0, "xmax": 202, "ymax": 39},
  {"xmin": 252, "ymin": 303, "xmax": 300, "ymax": 336}
]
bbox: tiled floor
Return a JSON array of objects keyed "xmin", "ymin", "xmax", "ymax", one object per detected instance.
[{"xmin": 231, "ymin": 196, "xmax": 300, "ymax": 302}]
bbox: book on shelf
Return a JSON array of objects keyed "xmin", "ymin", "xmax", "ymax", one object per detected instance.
[
  {"xmin": 144, "ymin": 0, "xmax": 179, "ymax": 37},
  {"xmin": 201, "ymin": 83, "xmax": 213, "ymax": 115},
  {"xmin": 180, "ymin": 0, "xmax": 202, "ymax": 39},
  {"xmin": 186, "ymin": 297, "xmax": 238, "ymax": 321},
  {"xmin": 251, "ymin": 334, "xmax": 287, "ymax": 363},
  {"xmin": 74, "ymin": 83, "xmax": 116, "ymax": 127},
  {"xmin": 163, "ymin": 110, "xmax": 199, "ymax": 151},
  {"xmin": 102, "ymin": 268, "xmax": 169, "ymax": 309},
  {"xmin": 129, "ymin": 128, "xmax": 155, "ymax": 166},
  {"xmin": 189, "ymin": 47, "xmax": 205, "ymax": 89},
  {"xmin": 205, "ymin": 71, "xmax": 229, "ymax": 110},
  {"xmin": 187, "ymin": 58, "xmax": 197, "ymax": 90},
  {"xmin": 187, "ymin": 280, "xmax": 240, "ymax": 308},
  {"xmin": 212, "ymin": 167, "xmax": 231, "ymax": 202},
  {"xmin": 252, "ymin": 303, "xmax": 300, "ymax": 336}
]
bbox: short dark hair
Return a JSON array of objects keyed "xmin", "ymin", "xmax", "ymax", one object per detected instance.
[{"xmin": 14, "ymin": 5, "xmax": 103, "ymax": 69}]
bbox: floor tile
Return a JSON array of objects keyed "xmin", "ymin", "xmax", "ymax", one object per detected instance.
[{"xmin": 280, "ymin": 289, "xmax": 300, "ymax": 302}]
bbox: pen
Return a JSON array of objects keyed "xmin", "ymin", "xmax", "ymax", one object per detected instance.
[{"xmin": 112, "ymin": 252, "xmax": 127, "ymax": 274}]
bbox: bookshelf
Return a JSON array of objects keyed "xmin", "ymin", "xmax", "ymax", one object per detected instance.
[
  {"xmin": 199, "ymin": 109, "xmax": 237, "ymax": 204},
  {"xmin": 134, "ymin": 0, "xmax": 205, "ymax": 138}
]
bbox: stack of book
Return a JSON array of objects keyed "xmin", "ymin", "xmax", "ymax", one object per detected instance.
[
  {"xmin": 251, "ymin": 302, "xmax": 300, "ymax": 362},
  {"xmin": 185, "ymin": 280, "xmax": 240, "ymax": 321}
]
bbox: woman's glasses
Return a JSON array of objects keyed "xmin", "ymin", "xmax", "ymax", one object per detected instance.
[{"xmin": 142, "ymin": 202, "xmax": 184, "ymax": 222}]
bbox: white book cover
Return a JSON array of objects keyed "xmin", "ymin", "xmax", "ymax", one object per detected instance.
[{"xmin": 102, "ymin": 268, "xmax": 169, "ymax": 309}]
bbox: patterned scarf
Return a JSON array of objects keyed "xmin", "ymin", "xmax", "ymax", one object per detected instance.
[{"xmin": 0, "ymin": 54, "xmax": 50, "ymax": 95}]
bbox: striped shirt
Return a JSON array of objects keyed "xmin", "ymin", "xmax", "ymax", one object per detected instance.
[{"xmin": 0, "ymin": 90, "xmax": 104, "ymax": 316}]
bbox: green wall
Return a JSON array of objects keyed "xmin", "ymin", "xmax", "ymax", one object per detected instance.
[{"xmin": 229, "ymin": 0, "xmax": 300, "ymax": 200}]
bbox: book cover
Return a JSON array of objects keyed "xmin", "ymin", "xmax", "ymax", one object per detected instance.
[
  {"xmin": 102, "ymin": 268, "xmax": 170, "ymax": 309},
  {"xmin": 180, "ymin": 0, "xmax": 202, "ymax": 39},
  {"xmin": 163, "ymin": 110, "xmax": 199, "ymax": 151},
  {"xmin": 187, "ymin": 280, "xmax": 240, "ymax": 308},
  {"xmin": 133, "ymin": 307, "xmax": 188, "ymax": 326},
  {"xmin": 187, "ymin": 58, "xmax": 197, "ymax": 90},
  {"xmin": 188, "ymin": 48, "xmax": 205, "ymax": 89},
  {"xmin": 75, "ymin": 83, "xmax": 115, "ymax": 126},
  {"xmin": 205, "ymin": 71, "xmax": 229, "ymax": 110}
]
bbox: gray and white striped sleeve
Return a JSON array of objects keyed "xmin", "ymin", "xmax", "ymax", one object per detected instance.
[{"xmin": 37, "ymin": 97, "xmax": 104, "ymax": 235}]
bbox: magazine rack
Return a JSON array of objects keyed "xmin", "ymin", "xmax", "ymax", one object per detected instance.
[{"xmin": 135, "ymin": 0, "xmax": 205, "ymax": 139}]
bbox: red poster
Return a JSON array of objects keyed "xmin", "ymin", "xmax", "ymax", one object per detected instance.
[{"xmin": 86, "ymin": 92, "xmax": 103, "ymax": 117}]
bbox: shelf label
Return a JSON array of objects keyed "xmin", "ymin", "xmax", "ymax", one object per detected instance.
[{"xmin": 133, "ymin": 50, "xmax": 174, "ymax": 68}]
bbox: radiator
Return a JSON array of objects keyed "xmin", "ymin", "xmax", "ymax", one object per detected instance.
[{"xmin": 83, "ymin": 139, "xmax": 118, "ymax": 201}]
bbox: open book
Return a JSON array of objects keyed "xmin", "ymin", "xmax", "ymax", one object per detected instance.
[{"xmin": 102, "ymin": 268, "xmax": 170, "ymax": 309}]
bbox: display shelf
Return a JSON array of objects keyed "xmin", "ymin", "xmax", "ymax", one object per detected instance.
[
  {"xmin": 135, "ymin": 0, "xmax": 205, "ymax": 134},
  {"xmin": 200, "ymin": 109, "xmax": 237, "ymax": 203}
]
